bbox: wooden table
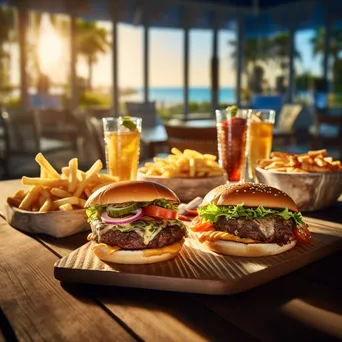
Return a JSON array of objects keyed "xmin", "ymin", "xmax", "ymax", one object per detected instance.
[{"xmin": 1, "ymin": 179, "xmax": 342, "ymax": 342}]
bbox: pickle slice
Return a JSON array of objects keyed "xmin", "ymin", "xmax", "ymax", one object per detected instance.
[{"xmin": 106, "ymin": 202, "xmax": 139, "ymax": 217}]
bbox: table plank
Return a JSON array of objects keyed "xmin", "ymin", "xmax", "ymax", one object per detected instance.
[
  {"xmin": 38, "ymin": 233, "xmax": 256, "ymax": 341},
  {"xmin": 62, "ymin": 284, "xmax": 256, "ymax": 342},
  {"xmin": 196, "ymin": 262, "xmax": 342, "ymax": 342},
  {"xmin": 0, "ymin": 219, "xmax": 136, "ymax": 342}
]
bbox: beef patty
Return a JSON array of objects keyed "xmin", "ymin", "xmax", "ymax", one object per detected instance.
[
  {"xmin": 214, "ymin": 216, "xmax": 294, "ymax": 244},
  {"xmin": 97, "ymin": 225, "xmax": 185, "ymax": 250}
]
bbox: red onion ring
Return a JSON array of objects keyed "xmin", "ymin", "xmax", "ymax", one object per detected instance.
[{"xmin": 101, "ymin": 208, "xmax": 143, "ymax": 225}]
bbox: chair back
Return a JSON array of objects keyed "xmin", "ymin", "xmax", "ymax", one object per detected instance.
[
  {"xmin": 126, "ymin": 102, "xmax": 160, "ymax": 127},
  {"xmin": 276, "ymin": 104, "xmax": 303, "ymax": 133},
  {"xmin": 164, "ymin": 124, "xmax": 218, "ymax": 156},
  {"xmin": 1, "ymin": 110, "xmax": 41, "ymax": 154},
  {"xmin": 85, "ymin": 116, "xmax": 106, "ymax": 163}
]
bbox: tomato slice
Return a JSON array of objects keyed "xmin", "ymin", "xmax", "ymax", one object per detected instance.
[
  {"xmin": 177, "ymin": 214, "xmax": 191, "ymax": 221},
  {"xmin": 185, "ymin": 209, "xmax": 198, "ymax": 216},
  {"xmin": 189, "ymin": 215, "xmax": 214, "ymax": 232},
  {"xmin": 293, "ymin": 223, "xmax": 312, "ymax": 244},
  {"xmin": 143, "ymin": 205, "xmax": 177, "ymax": 219}
]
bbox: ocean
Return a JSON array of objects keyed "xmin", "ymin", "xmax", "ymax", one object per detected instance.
[{"xmin": 121, "ymin": 86, "xmax": 236, "ymax": 106}]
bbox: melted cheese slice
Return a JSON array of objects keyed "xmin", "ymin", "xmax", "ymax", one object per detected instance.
[
  {"xmin": 198, "ymin": 231, "xmax": 258, "ymax": 244},
  {"xmin": 142, "ymin": 239, "xmax": 184, "ymax": 257},
  {"xmin": 92, "ymin": 243, "xmax": 121, "ymax": 255}
]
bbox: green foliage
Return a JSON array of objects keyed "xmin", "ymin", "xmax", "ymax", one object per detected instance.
[
  {"xmin": 76, "ymin": 19, "xmax": 110, "ymax": 90},
  {"xmin": 79, "ymin": 91, "xmax": 111, "ymax": 108}
]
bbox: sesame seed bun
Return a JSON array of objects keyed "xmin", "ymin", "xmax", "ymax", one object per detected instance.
[
  {"xmin": 201, "ymin": 183, "xmax": 298, "ymax": 212},
  {"xmin": 85, "ymin": 180, "xmax": 180, "ymax": 207}
]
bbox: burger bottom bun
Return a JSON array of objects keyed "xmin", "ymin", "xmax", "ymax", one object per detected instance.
[
  {"xmin": 93, "ymin": 241, "xmax": 183, "ymax": 264},
  {"xmin": 205, "ymin": 239, "xmax": 297, "ymax": 257}
]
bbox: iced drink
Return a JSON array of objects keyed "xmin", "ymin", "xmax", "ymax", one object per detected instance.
[
  {"xmin": 103, "ymin": 117, "xmax": 142, "ymax": 181},
  {"xmin": 247, "ymin": 110, "xmax": 275, "ymax": 181},
  {"xmin": 216, "ymin": 109, "xmax": 249, "ymax": 182}
]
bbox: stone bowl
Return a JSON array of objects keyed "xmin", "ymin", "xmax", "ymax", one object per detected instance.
[
  {"xmin": 137, "ymin": 172, "xmax": 228, "ymax": 202},
  {"xmin": 5, "ymin": 205, "xmax": 90, "ymax": 238},
  {"xmin": 255, "ymin": 167, "xmax": 342, "ymax": 212}
]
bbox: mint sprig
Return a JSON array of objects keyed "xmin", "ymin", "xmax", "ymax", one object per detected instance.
[{"xmin": 122, "ymin": 116, "xmax": 137, "ymax": 131}]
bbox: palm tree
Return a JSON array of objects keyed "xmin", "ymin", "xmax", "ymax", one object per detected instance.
[
  {"xmin": 269, "ymin": 32, "xmax": 301, "ymax": 76},
  {"xmin": 310, "ymin": 28, "xmax": 342, "ymax": 91},
  {"xmin": 229, "ymin": 37, "xmax": 270, "ymax": 93},
  {"xmin": 75, "ymin": 19, "xmax": 110, "ymax": 90}
]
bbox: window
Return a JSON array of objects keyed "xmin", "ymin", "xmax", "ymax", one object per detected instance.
[
  {"xmin": 149, "ymin": 28, "xmax": 183, "ymax": 119},
  {"xmin": 294, "ymin": 28, "xmax": 324, "ymax": 105},
  {"xmin": 219, "ymin": 29, "xmax": 237, "ymax": 107},
  {"xmin": 118, "ymin": 23, "xmax": 143, "ymax": 107},
  {"xmin": 188, "ymin": 29, "xmax": 213, "ymax": 116}
]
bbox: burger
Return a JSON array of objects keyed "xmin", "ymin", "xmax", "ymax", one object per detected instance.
[
  {"xmin": 190, "ymin": 183, "xmax": 311, "ymax": 257},
  {"xmin": 85, "ymin": 181, "xmax": 187, "ymax": 264}
]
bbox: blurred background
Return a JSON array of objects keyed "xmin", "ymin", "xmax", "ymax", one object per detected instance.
[{"xmin": 0, "ymin": 0, "xmax": 341, "ymax": 179}]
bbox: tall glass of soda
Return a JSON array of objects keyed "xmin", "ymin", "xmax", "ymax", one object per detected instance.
[
  {"xmin": 102, "ymin": 116, "xmax": 142, "ymax": 181},
  {"xmin": 216, "ymin": 108, "xmax": 250, "ymax": 182}
]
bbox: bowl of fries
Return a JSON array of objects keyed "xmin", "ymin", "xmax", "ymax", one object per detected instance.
[
  {"xmin": 6, "ymin": 153, "xmax": 118, "ymax": 238},
  {"xmin": 137, "ymin": 148, "xmax": 227, "ymax": 202},
  {"xmin": 256, "ymin": 149, "xmax": 342, "ymax": 211}
]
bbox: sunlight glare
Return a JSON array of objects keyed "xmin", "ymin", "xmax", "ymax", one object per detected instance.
[{"xmin": 37, "ymin": 14, "xmax": 62, "ymax": 75}]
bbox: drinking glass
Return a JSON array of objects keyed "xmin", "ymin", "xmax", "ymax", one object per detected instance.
[
  {"xmin": 247, "ymin": 109, "xmax": 275, "ymax": 181},
  {"xmin": 102, "ymin": 117, "xmax": 142, "ymax": 181},
  {"xmin": 216, "ymin": 109, "xmax": 250, "ymax": 182}
]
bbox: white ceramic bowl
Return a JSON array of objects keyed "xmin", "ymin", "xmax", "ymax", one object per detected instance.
[
  {"xmin": 255, "ymin": 167, "xmax": 342, "ymax": 212},
  {"xmin": 137, "ymin": 172, "xmax": 227, "ymax": 202}
]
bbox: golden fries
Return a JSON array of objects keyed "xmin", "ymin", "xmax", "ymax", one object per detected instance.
[
  {"xmin": 7, "ymin": 153, "xmax": 117, "ymax": 213},
  {"xmin": 139, "ymin": 148, "xmax": 226, "ymax": 178},
  {"xmin": 257, "ymin": 149, "xmax": 342, "ymax": 173}
]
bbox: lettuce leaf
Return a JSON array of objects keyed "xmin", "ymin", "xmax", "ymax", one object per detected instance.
[
  {"xmin": 198, "ymin": 203, "xmax": 302, "ymax": 226},
  {"xmin": 86, "ymin": 205, "xmax": 105, "ymax": 222}
]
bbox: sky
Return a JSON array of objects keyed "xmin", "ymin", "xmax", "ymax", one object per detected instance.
[{"xmin": 8, "ymin": 18, "xmax": 323, "ymax": 90}]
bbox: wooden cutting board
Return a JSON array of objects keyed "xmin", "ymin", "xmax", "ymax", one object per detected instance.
[{"xmin": 54, "ymin": 217, "xmax": 342, "ymax": 295}]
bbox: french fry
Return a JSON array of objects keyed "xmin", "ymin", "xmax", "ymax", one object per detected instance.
[
  {"xmin": 39, "ymin": 198, "xmax": 52, "ymax": 213},
  {"xmin": 78, "ymin": 198, "xmax": 87, "ymax": 208},
  {"xmin": 74, "ymin": 160, "xmax": 103, "ymax": 197},
  {"xmin": 84, "ymin": 187, "xmax": 92, "ymax": 198},
  {"xmin": 68, "ymin": 158, "xmax": 78, "ymax": 193},
  {"xmin": 257, "ymin": 150, "xmax": 341, "ymax": 173},
  {"xmin": 19, "ymin": 185, "xmax": 41, "ymax": 210},
  {"xmin": 7, "ymin": 197, "xmax": 21, "ymax": 208},
  {"xmin": 13, "ymin": 189, "xmax": 27, "ymax": 201},
  {"xmin": 98, "ymin": 173, "xmax": 119, "ymax": 182},
  {"xmin": 52, "ymin": 197, "xmax": 80, "ymax": 209},
  {"xmin": 50, "ymin": 188, "xmax": 73, "ymax": 198},
  {"xmin": 59, "ymin": 203, "xmax": 73, "ymax": 211},
  {"xmin": 139, "ymin": 148, "xmax": 225, "ymax": 178},
  {"xmin": 35, "ymin": 153, "xmax": 60, "ymax": 179},
  {"xmin": 11, "ymin": 154, "xmax": 117, "ymax": 213},
  {"xmin": 22, "ymin": 177, "xmax": 68, "ymax": 188}
]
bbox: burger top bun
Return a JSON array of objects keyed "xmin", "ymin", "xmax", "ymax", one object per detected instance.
[
  {"xmin": 201, "ymin": 183, "xmax": 298, "ymax": 212},
  {"xmin": 85, "ymin": 180, "xmax": 180, "ymax": 207}
]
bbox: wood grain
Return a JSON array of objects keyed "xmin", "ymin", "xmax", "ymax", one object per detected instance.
[
  {"xmin": 62, "ymin": 284, "xmax": 256, "ymax": 342},
  {"xmin": 0, "ymin": 218, "xmax": 135, "ymax": 342},
  {"xmin": 54, "ymin": 220, "xmax": 342, "ymax": 295},
  {"xmin": 198, "ymin": 271, "xmax": 342, "ymax": 341}
]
